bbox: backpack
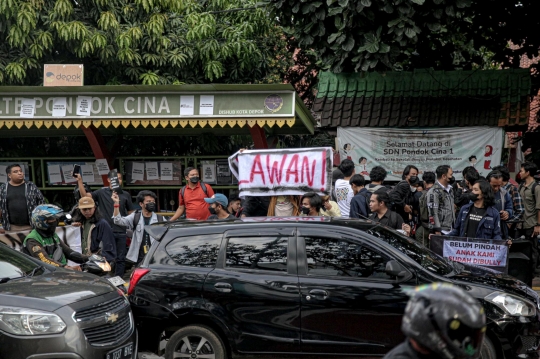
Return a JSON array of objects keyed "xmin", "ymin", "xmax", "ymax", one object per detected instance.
[
  {"xmin": 180, "ymin": 182, "xmax": 209, "ymax": 203},
  {"xmin": 360, "ymin": 190, "xmax": 372, "ymax": 216},
  {"xmin": 133, "ymin": 211, "xmax": 165, "ymax": 229}
]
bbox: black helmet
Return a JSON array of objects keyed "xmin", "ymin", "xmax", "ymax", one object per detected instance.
[{"xmin": 402, "ymin": 283, "xmax": 486, "ymax": 359}]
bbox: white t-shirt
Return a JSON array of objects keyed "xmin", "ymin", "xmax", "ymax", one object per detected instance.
[{"xmin": 334, "ymin": 179, "xmax": 354, "ymax": 218}]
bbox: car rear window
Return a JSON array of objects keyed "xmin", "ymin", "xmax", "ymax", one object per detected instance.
[
  {"xmin": 165, "ymin": 234, "xmax": 222, "ymax": 267},
  {"xmin": 225, "ymin": 236, "xmax": 288, "ymax": 272}
]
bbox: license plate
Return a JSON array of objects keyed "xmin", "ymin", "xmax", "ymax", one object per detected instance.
[
  {"xmin": 107, "ymin": 276, "xmax": 126, "ymax": 287},
  {"xmin": 106, "ymin": 343, "xmax": 133, "ymax": 359}
]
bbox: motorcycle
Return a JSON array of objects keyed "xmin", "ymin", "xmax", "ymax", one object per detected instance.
[{"xmin": 81, "ymin": 254, "xmax": 127, "ymax": 293}]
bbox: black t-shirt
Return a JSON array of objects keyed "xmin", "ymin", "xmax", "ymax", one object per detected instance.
[
  {"xmin": 369, "ymin": 210, "xmax": 404, "ymax": 230},
  {"xmin": 137, "ymin": 215, "xmax": 152, "ymax": 263},
  {"xmin": 208, "ymin": 214, "xmax": 236, "ymax": 220},
  {"xmin": 7, "ymin": 183, "xmax": 29, "ymax": 225},
  {"xmin": 465, "ymin": 206, "xmax": 486, "ymax": 238},
  {"xmin": 91, "ymin": 187, "xmax": 133, "ymax": 233}
]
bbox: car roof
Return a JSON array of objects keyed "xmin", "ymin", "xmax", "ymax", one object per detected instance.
[{"xmin": 147, "ymin": 216, "xmax": 379, "ymax": 240}]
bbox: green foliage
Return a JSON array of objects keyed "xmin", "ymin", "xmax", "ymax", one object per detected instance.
[
  {"xmin": 265, "ymin": 0, "xmax": 540, "ymax": 79},
  {"xmin": 0, "ymin": 0, "xmax": 292, "ymax": 85}
]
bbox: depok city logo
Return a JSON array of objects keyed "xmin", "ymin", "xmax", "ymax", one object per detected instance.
[{"xmin": 45, "ymin": 71, "xmax": 82, "ymax": 83}]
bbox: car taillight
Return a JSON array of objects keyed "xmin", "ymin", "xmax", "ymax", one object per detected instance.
[{"xmin": 128, "ymin": 268, "xmax": 150, "ymax": 296}]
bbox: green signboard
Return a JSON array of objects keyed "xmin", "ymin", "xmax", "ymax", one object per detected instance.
[{"xmin": 0, "ymin": 92, "xmax": 295, "ymax": 119}]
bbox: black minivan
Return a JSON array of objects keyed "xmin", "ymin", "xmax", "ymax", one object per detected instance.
[
  {"xmin": 130, "ymin": 217, "xmax": 540, "ymax": 359},
  {"xmin": 0, "ymin": 243, "xmax": 137, "ymax": 359}
]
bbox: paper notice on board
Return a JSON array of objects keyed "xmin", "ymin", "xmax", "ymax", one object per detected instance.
[
  {"xmin": 160, "ymin": 162, "xmax": 173, "ymax": 181},
  {"xmin": 199, "ymin": 95, "xmax": 214, "ymax": 115},
  {"xmin": 77, "ymin": 96, "xmax": 92, "ymax": 116},
  {"xmin": 81, "ymin": 165, "xmax": 95, "ymax": 183},
  {"xmin": 62, "ymin": 165, "xmax": 76, "ymax": 183},
  {"xmin": 48, "ymin": 165, "xmax": 63, "ymax": 183},
  {"xmin": 146, "ymin": 162, "xmax": 159, "ymax": 180},
  {"xmin": 52, "ymin": 97, "xmax": 67, "ymax": 117},
  {"xmin": 180, "ymin": 96, "xmax": 194, "ymax": 116},
  {"xmin": 0, "ymin": 166, "xmax": 7, "ymax": 183},
  {"xmin": 20, "ymin": 98, "xmax": 36, "ymax": 118},
  {"xmin": 95, "ymin": 159, "xmax": 110, "ymax": 175},
  {"xmin": 132, "ymin": 162, "xmax": 145, "ymax": 181},
  {"xmin": 202, "ymin": 160, "xmax": 216, "ymax": 183}
]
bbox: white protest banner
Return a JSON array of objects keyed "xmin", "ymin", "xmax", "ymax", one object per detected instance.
[
  {"xmin": 20, "ymin": 98, "xmax": 36, "ymax": 118},
  {"xmin": 95, "ymin": 159, "xmax": 110, "ymax": 175},
  {"xmin": 337, "ymin": 126, "xmax": 504, "ymax": 181},
  {"xmin": 76, "ymin": 96, "xmax": 91, "ymax": 116},
  {"xmin": 199, "ymin": 95, "xmax": 214, "ymax": 115},
  {"xmin": 52, "ymin": 97, "xmax": 67, "ymax": 117},
  {"xmin": 202, "ymin": 160, "xmax": 216, "ymax": 183},
  {"xmin": 229, "ymin": 147, "xmax": 333, "ymax": 196},
  {"xmin": 431, "ymin": 235, "xmax": 508, "ymax": 272},
  {"xmin": 160, "ymin": 162, "xmax": 173, "ymax": 181},
  {"xmin": 47, "ymin": 165, "xmax": 63, "ymax": 183},
  {"xmin": 80, "ymin": 164, "xmax": 95, "ymax": 183},
  {"xmin": 131, "ymin": 162, "xmax": 145, "ymax": 181},
  {"xmin": 62, "ymin": 165, "xmax": 77, "ymax": 183},
  {"xmin": 180, "ymin": 95, "xmax": 194, "ymax": 116},
  {"xmin": 0, "ymin": 165, "xmax": 7, "ymax": 183},
  {"xmin": 145, "ymin": 162, "xmax": 159, "ymax": 180}
]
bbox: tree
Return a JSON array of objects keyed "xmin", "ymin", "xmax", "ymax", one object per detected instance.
[
  {"xmin": 0, "ymin": 0, "xmax": 292, "ymax": 86},
  {"xmin": 265, "ymin": 0, "xmax": 540, "ymax": 78}
]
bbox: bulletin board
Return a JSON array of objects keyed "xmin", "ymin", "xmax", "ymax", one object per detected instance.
[
  {"xmin": 46, "ymin": 161, "xmax": 104, "ymax": 186},
  {"xmin": 124, "ymin": 161, "xmax": 183, "ymax": 185}
]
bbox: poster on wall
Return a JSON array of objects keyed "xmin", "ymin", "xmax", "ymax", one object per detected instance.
[
  {"xmin": 336, "ymin": 126, "xmax": 504, "ymax": 181},
  {"xmin": 47, "ymin": 162, "xmax": 104, "ymax": 186},
  {"xmin": 201, "ymin": 160, "xmax": 216, "ymax": 184},
  {"xmin": 124, "ymin": 161, "xmax": 182, "ymax": 185}
]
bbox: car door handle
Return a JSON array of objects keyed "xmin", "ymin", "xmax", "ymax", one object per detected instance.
[
  {"xmin": 214, "ymin": 282, "xmax": 232, "ymax": 293},
  {"xmin": 308, "ymin": 289, "xmax": 329, "ymax": 300}
]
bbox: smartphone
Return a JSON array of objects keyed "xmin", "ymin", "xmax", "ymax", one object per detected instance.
[
  {"xmin": 72, "ymin": 164, "xmax": 81, "ymax": 177},
  {"xmin": 108, "ymin": 170, "xmax": 123, "ymax": 195}
]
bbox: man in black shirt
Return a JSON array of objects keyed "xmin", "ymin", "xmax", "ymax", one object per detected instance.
[
  {"xmin": 369, "ymin": 191, "xmax": 411, "ymax": 235},
  {"xmin": 0, "ymin": 164, "xmax": 44, "ymax": 232},
  {"xmin": 75, "ymin": 172, "xmax": 133, "ymax": 276}
]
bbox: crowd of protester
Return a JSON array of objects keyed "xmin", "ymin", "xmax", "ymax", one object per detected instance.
[{"xmin": 2, "ymin": 158, "xmax": 540, "ymax": 277}]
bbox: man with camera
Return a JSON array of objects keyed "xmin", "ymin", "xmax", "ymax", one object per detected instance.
[{"xmin": 75, "ymin": 171, "xmax": 133, "ymax": 276}]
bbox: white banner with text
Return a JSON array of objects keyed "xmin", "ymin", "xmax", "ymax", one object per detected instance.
[
  {"xmin": 229, "ymin": 148, "xmax": 333, "ymax": 196},
  {"xmin": 337, "ymin": 126, "xmax": 504, "ymax": 181}
]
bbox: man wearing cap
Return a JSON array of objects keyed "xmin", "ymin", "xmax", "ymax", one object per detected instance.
[
  {"xmin": 75, "ymin": 171, "xmax": 132, "ymax": 276},
  {"xmin": 206, "ymin": 194, "xmax": 236, "ymax": 220},
  {"xmin": 71, "ymin": 197, "xmax": 117, "ymax": 266}
]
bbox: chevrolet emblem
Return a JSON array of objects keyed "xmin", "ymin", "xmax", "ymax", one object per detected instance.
[{"xmin": 105, "ymin": 312, "xmax": 118, "ymax": 324}]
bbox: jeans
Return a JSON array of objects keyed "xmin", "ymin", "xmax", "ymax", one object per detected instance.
[{"xmin": 113, "ymin": 232, "xmax": 127, "ymax": 277}]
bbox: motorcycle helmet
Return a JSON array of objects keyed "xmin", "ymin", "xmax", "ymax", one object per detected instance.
[
  {"xmin": 402, "ymin": 283, "xmax": 486, "ymax": 359},
  {"xmin": 31, "ymin": 204, "xmax": 66, "ymax": 230}
]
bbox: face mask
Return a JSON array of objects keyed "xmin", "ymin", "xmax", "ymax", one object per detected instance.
[
  {"xmin": 301, "ymin": 206, "xmax": 311, "ymax": 215},
  {"xmin": 190, "ymin": 176, "xmax": 200, "ymax": 184},
  {"xmin": 145, "ymin": 202, "xmax": 156, "ymax": 212},
  {"xmin": 209, "ymin": 206, "xmax": 217, "ymax": 215},
  {"xmin": 470, "ymin": 193, "xmax": 480, "ymax": 201},
  {"xmin": 448, "ymin": 176, "xmax": 456, "ymax": 185},
  {"xmin": 409, "ymin": 176, "xmax": 418, "ymax": 183},
  {"xmin": 410, "ymin": 186, "xmax": 417, "ymax": 193}
]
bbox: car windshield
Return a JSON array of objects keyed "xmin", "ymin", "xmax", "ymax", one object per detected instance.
[
  {"xmin": 0, "ymin": 244, "xmax": 45, "ymax": 281},
  {"xmin": 364, "ymin": 225, "xmax": 454, "ymax": 276}
]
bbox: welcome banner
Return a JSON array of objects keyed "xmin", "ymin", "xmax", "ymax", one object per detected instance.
[
  {"xmin": 337, "ymin": 126, "xmax": 504, "ymax": 181},
  {"xmin": 229, "ymin": 148, "xmax": 333, "ymax": 196}
]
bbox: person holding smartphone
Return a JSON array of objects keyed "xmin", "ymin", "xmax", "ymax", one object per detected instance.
[{"xmin": 74, "ymin": 170, "xmax": 133, "ymax": 276}]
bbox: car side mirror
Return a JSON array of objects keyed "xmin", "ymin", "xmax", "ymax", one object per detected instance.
[{"xmin": 385, "ymin": 260, "xmax": 408, "ymax": 278}]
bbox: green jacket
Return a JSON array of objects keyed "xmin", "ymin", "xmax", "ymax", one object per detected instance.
[{"xmin": 24, "ymin": 229, "xmax": 67, "ymax": 266}]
